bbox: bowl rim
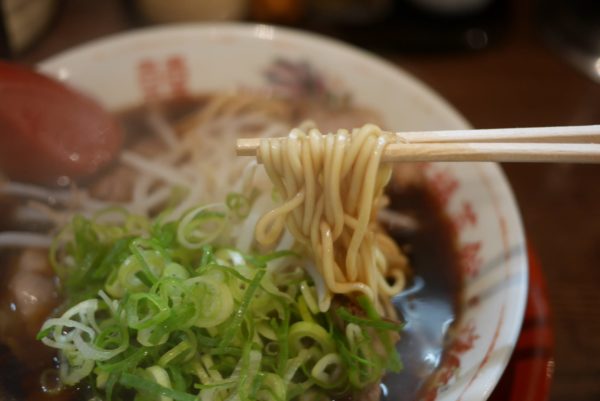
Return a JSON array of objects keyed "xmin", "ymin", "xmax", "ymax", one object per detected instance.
[
  {"xmin": 38, "ymin": 22, "xmax": 529, "ymax": 400},
  {"xmin": 39, "ymin": 22, "xmax": 471, "ymax": 129}
]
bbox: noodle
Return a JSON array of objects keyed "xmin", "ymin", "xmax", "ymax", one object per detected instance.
[{"xmin": 256, "ymin": 124, "xmax": 409, "ymax": 312}]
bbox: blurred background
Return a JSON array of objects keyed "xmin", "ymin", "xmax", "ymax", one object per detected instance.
[{"xmin": 1, "ymin": 0, "xmax": 599, "ymax": 400}]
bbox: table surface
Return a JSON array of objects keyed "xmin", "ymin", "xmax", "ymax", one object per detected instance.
[{"xmin": 12, "ymin": 1, "xmax": 600, "ymax": 400}]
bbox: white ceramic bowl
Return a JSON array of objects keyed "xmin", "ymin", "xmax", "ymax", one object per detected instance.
[{"xmin": 39, "ymin": 24, "xmax": 527, "ymax": 401}]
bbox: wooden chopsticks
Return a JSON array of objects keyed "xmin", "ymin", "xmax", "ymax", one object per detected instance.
[{"xmin": 236, "ymin": 125, "xmax": 600, "ymax": 163}]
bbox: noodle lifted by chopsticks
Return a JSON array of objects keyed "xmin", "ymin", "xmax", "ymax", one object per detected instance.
[{"xmin": 256, "ymin": 124, "xmax": 409, "ymax": 313}]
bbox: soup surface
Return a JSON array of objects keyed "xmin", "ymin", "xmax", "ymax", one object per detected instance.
[{"xmin": 382, "ymin": 183, "xmax": 462, "ymax": 400}]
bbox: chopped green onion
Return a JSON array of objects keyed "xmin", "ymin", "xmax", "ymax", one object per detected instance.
[
  {"xmin": 38, "ymin": 200, "xmax": 404, "ymax": 401},
  {"xmin": 336, "ymin": 307, "xmax": 403, "ymax": 331},
  {"xmin": 218, "ymin": 269, "xmax": 265, "ymax": 347},
  {"xmin": 126, "ymin": 293, "xmax": 170, "ymax": 330},
  {"xmin": 119, "ymin": 372, "xmax": 196, "ymax": 401},
  {"xmin": 226, "ymin": 193, "xmax": 251, "ymax": 218}
]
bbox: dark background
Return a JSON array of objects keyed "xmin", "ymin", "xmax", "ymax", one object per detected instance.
[{"xmin": 4, "ymin": 0, "xmax": 600, "ymax": 400}]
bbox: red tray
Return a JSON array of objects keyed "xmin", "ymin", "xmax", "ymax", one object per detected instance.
[{"xmin": 488, "ymin": 246, "xmax": 554, "ymax": 401}]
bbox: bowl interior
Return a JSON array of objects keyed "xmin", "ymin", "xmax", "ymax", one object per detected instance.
[{"xmin": 39, "ymin": 23, "xmax": 528, "ymax": 401}]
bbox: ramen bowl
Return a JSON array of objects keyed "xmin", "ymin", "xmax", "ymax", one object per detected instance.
[{"xmin": 38, "ymin": 24, "xmax": 527, "ymax": 401}]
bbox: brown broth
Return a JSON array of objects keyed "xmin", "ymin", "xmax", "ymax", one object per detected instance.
[{"xmin": 381, "ymin": 182, "xmax": 463, "ymax": 399}]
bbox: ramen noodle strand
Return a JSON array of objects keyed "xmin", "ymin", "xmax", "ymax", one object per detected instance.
[
  {"xmin": 256, "ymin": 124, "xmax": 407, "ymax": 312},
  {"xmin": 346, "ymin": 135, "xmax": 387, "ymax": 281},
  {"xmin": 329, "ymin": 132, "xmax": 347, "ymax": 240},
  {"xmin": 301, "ymin": 137, "xmax": 316, "ymax": 235},
  {"xmin": 255, "ymin": 191, "xmax": 304, "ymax": 245}
]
